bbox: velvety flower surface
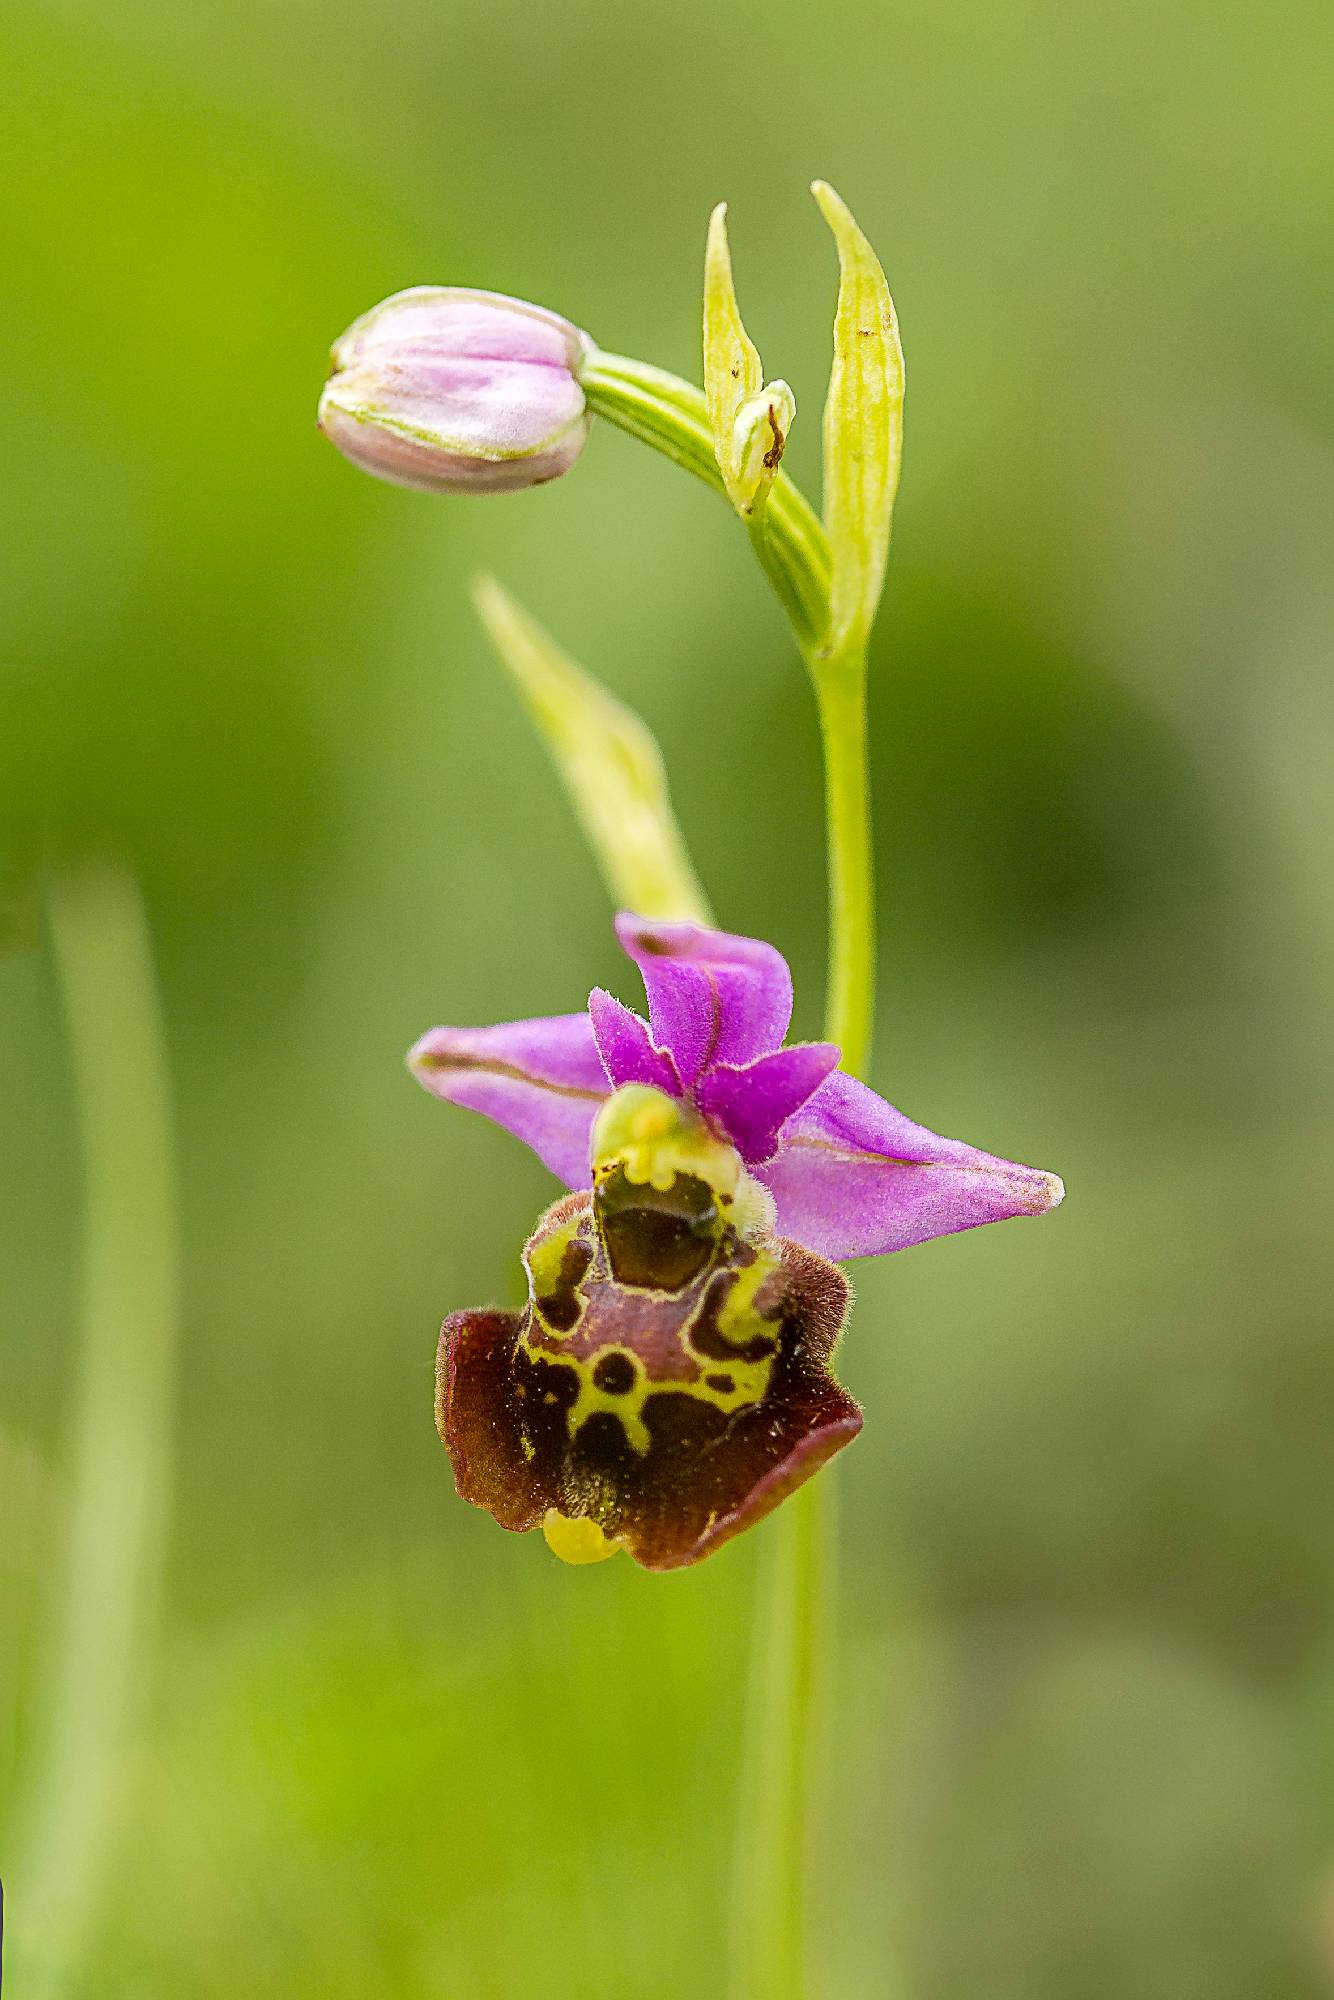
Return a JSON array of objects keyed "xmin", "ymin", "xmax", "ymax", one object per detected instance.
[
  {"xmin": 441, "ymin": 1161, "xmax": 860, "ymax": 1571},
  {"xmin": 411, "ymin": 914, "xmax": 1064, "ymax": 1261}
]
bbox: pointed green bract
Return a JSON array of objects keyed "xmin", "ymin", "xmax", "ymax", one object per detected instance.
[
  {"xmin": 471, "ymin": 575, "xmax": 713, "ymax": 926},
  {"xmin": 703, "ymin": 203, "xmax": 763, "ymax": 512},
  {"xmin": 812, "ymin": 180, "xmax": 905, "ymax": 659},
  {"xmin": 703, "ymin": 204, "xmax": 797, "ymax": 521}
]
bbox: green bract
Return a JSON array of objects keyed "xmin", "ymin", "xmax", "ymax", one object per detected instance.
[
  {"xmin": 812, "ymin": 180, "xmax": 906, "ymax": 661},
  {"xmin": 703, "ymin": 204, "xmax": 796, "ymax": 520},
  {"xmin": 471, "ymin": 575, "xmax": 711, "ymax": 926},
  {"xmin": 583, "ymin": 184, "xmax": 904, "ymax": 673}
]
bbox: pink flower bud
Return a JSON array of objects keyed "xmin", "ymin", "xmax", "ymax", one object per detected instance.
[{"xmin": 318, "ymin": 287, "xmax": 592, "ymax": 495}]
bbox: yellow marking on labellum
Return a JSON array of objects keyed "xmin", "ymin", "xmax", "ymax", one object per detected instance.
[
  {"xmin": 558, "ymin": 1343, "xmax": 774, "ymax": 1446},
  {"xmin": 524, "ymin": 1207, "xmax": 592, "ymax": 1337},
  {"xmin": 518, "ymin": 1253, "xmax": 782, "ymax": 1458},
  {"xmin": 683, "ymin": 1347, "xmax": 772, "ymax": 1415},
  {"xmin": 564, "ymin": 1345, "xmax": 653, "ymax": 1454},
  {"xmin": 542, "ymin": 1510, "xmax": 624, "ymax": 1565},
  {"xmin": 513, "ymin": 1162, "xmax": 791, "ymax": 1468},
  {"xmin": 525, "ymin": 1208, "xmax": 583, "ymax": 1294},
  {"xmin": 679, "ymin": 1254, "xmax": 780, "ymax": 1405}
]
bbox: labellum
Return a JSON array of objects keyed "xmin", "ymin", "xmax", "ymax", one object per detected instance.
[{"xmin": 438, "ymin": 1086, "xmax": 861, "ymax": 1569}]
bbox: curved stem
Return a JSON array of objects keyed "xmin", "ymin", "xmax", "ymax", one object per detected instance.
[
  {"xmin": 580, "ymin": 351, "xmax": 832, "ymax": 653},
  {"xmin": 11, "ymin": 862, "xmax": 179, "ymax": 1992}
]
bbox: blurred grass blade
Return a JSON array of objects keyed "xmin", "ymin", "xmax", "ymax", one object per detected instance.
[
  {"xmin": 0, "ymin": 831, "xmax": 42, "ymax": 958},
  {"xmin": 472, "ymin": 575, "xmax": 713, "ymax": 924},
  {"xmin": 812, "ymin": 180, "xmax": 905, "ymax": 658},
  {"xmin": 12, "ymin": 861, "xmax": 179, "ymax": 1995},
  {"xmin": 704, "ymin": 202, "xmax": 763, "ymax": 512}
]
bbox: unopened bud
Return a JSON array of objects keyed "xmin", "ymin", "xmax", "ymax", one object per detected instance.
[
  {"xmin": 732, "ymin": 379, "xmax": 796, "ymax": 510},
  {"xmin": 318, "ymin": 287, "xmax": 592, "ymax": 495}
]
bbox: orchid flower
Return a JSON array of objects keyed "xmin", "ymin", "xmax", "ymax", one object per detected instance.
[
  {"xmin": 412, "ymin": 915, "xmax": 1063, "ymax": 1568},
  {"xmin": 412, "ymin": 914, "xmax": 1062, "ymax": 1263}
]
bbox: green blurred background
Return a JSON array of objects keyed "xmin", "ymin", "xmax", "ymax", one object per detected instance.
[{"xmin": 3, "ymin": 0, "xmax": 1332, "ymax": 1991}]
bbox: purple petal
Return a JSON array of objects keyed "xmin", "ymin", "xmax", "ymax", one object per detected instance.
[
  {"xmin": 588, "ymin": 989, "xmax": 680, "ymax": 1096},
  {"xmin": 409, "ymin": 1012, "xmax": 609, "ymax": 1187},
  {"xmin": 332, "ymin": 288, "xmax": 588, "ymax": 374},
  {"xmin": 318, "ymin": 396, "xmax": 588, "ymax": 494},
  {"xmin": 615, "ymin": 914, "xmax": 793, "ymax": 1087},
  {"xmin": 757, "ymin": 1071, "xmax": 1064, "ymax": 1260},
  {"xmin": 696, "ymin": 1043, "xmax": 841, "ymax": 1165}
]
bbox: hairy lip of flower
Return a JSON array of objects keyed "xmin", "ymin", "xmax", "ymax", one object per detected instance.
[{"xmin": 437, "ymin": 1183, "xmax": 862, "ymax": 1571}]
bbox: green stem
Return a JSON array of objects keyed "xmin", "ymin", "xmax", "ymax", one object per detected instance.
[
  {"xmin": 812, "ymin": 645, "xmax": 875, "ymax": 1075},
  {"xmin": 11, "ymin": 862, "xmax": 180, "ymax": 1992},
  {"xmin": 733, "ymin": 647, "xmax": 874, "ymax": 2000},
  {"xmin": 732, "ymin": 1465, "xmax": 832, "ymax": 2000}
]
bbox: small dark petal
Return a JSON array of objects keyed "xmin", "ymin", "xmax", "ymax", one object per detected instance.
[
  {"xmin": 694, "ymin": 1042, "xmax": 840, "ymax": 1164},
  {"xmin": 436, "ymin": 1308, "xmax": 546, "ymax": 1535}
]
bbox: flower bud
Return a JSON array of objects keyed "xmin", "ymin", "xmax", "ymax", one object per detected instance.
[
  {"xmin": 318, "ymin": 287, "xmax": 592, "ymax": 495},
  {"xmin": 732, "ymin": 379, "xmax": 796, "ymax": 511}
]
